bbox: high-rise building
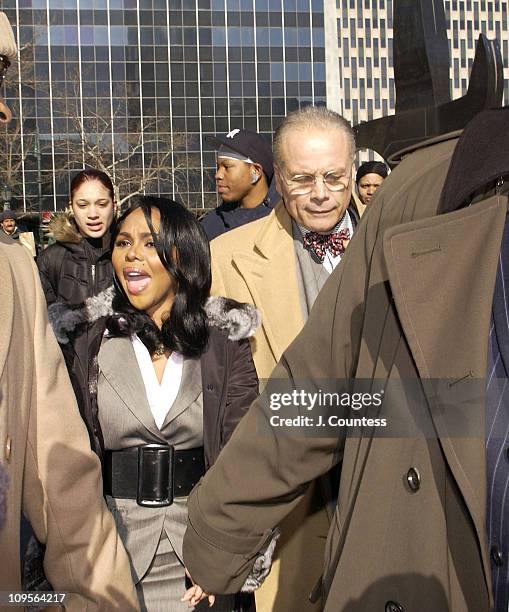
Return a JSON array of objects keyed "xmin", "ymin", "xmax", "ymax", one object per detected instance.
[
  {"xmin": 2, "ymin": 0, "xmax": 326, "ymax": 212},
  {"xmin": 329, "ymin": 0, "xmax": 508, "ymax": 146},
  {"xmin": 1, "ymin": 1, "xmax": 507, "ymax": 212}
]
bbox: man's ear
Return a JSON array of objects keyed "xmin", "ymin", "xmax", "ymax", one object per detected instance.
[
  {"xmin": 250, "ymin": 163, "xmax": 263, "ymax": 184},
  {"xmin": 274, "ymin": 167, "xmax": 282, "ymax": 194}
]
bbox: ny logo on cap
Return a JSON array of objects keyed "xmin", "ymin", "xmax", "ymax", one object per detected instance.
[{"xmin": 226, "ymin": 129, "xmax": 240, "ymax": 139}]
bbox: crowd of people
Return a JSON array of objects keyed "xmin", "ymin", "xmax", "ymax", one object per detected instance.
[{"xmin": 1, "ymin": 8, "xmax": 509, "ymax": 612}]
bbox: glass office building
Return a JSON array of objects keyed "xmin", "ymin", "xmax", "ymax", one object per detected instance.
[
  {"xmin": 2, "ymin": 1, "xmax": 507, "ymax": 211},
  {"xmin": 2, "ymin": 0, "xmax": 326, "ymax": 212}
]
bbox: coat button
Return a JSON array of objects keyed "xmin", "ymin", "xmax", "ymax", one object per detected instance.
[
  {"xmin": 206, "ymin": 384, "xmax": 214, "ymax": 391},
  {"xmin": 491, "ymin": 545, "xmax": 504, "ymax": 566},
  {"xmin": 5, "ymin": 435, "xmax": 11, "ymax": 462},
  {"xmin": 385, "ymin": 602, "xmax": 404, "ymax": 612},
  {"xmin": 406, "ymin": 467, "xmax": 421, "ymax": 492}
]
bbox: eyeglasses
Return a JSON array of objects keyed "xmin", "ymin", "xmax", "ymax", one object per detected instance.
[
  {"xmin": 276, "ymin": 166, "xmax": 351, "ymax": 195},
  {"xmin": 0, "ymin": 55, "xmax": 11, "ymax": 86}
]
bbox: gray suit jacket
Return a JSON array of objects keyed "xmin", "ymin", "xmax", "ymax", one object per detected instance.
[
  {"xmin": 98, "ymin": 336, "xmax": 203, "ymax": 582},
  {"xmin": 97, "ymin": 327, "xmax": 259, "ymax": 584}
]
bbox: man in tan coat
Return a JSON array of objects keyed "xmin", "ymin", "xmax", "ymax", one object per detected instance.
[
  {"xmin": 184, "ymin": 109, "xmax": 509, "ymax": 611},
  {"xmin": 0, "ymin": 13, "xmax": 139, "ymax": 611},
  {"xmin": 209, "ymin": 107, "xmax": 358, "ymax": 610},
  {"xmin": 210, "ymin": 106, "xmax": 358, "ymax": 380}
]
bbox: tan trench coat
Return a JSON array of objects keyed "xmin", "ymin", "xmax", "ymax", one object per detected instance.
[
  {"xmin": 184, "ymin": 134, "xmax": 501, "ymax": 611},
  {"xmin": 0, "ymin": 236, "xmax": 139, "ymax": 611}
]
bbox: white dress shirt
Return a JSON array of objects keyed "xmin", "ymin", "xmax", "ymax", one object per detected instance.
[{"xmin": 131, "ymin": 334, "xmax": 184, "ymax": 429}]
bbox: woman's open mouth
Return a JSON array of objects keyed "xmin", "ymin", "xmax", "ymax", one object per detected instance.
[
  {"xmin": 123, "ymin": 268, "xmax": 151, "ymax": 294},
  {"xmin": 86, "ymin": 222, "xmax": 103, "ymax": 232}
]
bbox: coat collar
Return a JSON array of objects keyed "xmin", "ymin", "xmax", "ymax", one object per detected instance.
[
  {"xmin": 231, "ymin": 201, "xmax": 305, "ymax": 363},
  {"xmin": 383, "ymin": 193, "xmax": 507, "ymax": 590},
  {"xmin": 0, "ymin": 243, "xmax": 14, "ymax": 385}
]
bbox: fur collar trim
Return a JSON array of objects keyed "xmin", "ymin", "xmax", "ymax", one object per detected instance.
[
  {"xmin": 47, "ymin": 212, "xmax": 82, "ymax": 244},
  {"xmin": 204, "ymin": 296, "xmax": 261, "ymax": 342},
  {"xmin": 47, "ymin": 288, "xmax": 261, "ymax": 344}
]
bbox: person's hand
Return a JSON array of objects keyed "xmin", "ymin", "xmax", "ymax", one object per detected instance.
[{"xmin": 181, "ymin": 568, "xmax": 216, "ymax": 608}]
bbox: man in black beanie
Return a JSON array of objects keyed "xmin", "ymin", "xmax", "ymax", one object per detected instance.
[{"xmin": 355, "ymin": 160, "xmax": 389, "ymax": 207}]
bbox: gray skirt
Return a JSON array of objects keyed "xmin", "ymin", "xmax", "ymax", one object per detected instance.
[{"xmin": 136, "ymin": 532, "xmax": 236, "ymax": 612}]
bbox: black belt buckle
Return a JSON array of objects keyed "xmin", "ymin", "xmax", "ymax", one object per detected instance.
[{"xmin": 137, "ymin": 444, "xmax": 174, "ymax": 507}]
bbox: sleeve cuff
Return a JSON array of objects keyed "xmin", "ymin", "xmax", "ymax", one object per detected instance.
[{"xmin": 183, "ymin": 485, "xmax": 278, "ymax": 594}]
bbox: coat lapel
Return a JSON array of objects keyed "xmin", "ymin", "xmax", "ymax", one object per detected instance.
[
  {"xmin": 98, "ymin": 336, "xmax": 166, "ymax": 442},
  {"xmin": 231, "ymin": 203, "xmax": 305, "ymax": 364},
  {"xmin": 384, "ymin": 194, "xmax": 506, "ymax": 587},
  {"xmin": 160, "ymin": 356, "xmax": 202, "ymax": 430},
  {"xmin": 0, "ymin": 246, "xmax": 14, "ymax": 385}
]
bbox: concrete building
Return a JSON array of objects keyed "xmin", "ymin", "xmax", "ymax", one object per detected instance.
[
  {"xmin": 329, "ymin": 0, "xmax": 508, "ymax": 155},
  {"xmin": 2, "ymin": 0, "xmax": 507, "ymax": 210}
]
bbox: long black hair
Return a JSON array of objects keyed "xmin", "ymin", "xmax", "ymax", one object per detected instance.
[{"xmin": 107, "ymin": 195, "xmax": 211, "ymax": 358}]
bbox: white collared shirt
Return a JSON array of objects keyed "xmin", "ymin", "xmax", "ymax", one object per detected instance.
[
  {"xmin": 298, "ymin": 210, "xmax": 354, "ymax": 274},
  {"xmin": 131, "ymin": 334, "xmax": 184, "ymax": 429}
]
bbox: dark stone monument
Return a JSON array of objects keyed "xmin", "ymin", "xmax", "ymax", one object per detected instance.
[{"xmin": 354, "ymin": 0, "xmax": 504, "ymax": 165}]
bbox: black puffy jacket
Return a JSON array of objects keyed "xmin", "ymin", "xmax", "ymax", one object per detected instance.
[{"xmin": 37, "ymin": 214, "xmax": 113, "ymax": 440}]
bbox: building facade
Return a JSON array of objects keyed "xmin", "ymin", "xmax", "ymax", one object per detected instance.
[
  {"xmin": 331, "ymin": 0, "xmax": 509, "ymax": 156},
  {"xmin": 2, "ymin": 0, "xmax": 326, "ymax": 212},
  {"xmin": 1, "ymin": 1, "xmax": 507, "ymax": 211}
]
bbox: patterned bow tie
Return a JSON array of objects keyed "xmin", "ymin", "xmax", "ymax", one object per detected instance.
[{"xmin": 303, "ymin": 228, "xmax": 351, "ymax": 262}]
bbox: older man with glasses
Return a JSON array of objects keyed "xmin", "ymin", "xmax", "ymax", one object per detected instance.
[{"xmin": 206, "ymin": 105, "xmax": 358, "ymax": 611}]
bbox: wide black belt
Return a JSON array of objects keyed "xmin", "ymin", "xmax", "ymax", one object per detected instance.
[{"xmin": 103, "ymin": 444, "xmax": 205, "ymax": 507}]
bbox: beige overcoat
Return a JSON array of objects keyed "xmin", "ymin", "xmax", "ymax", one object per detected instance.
[
  {"xmin": 185, "ymin": 134, "xmax": 501, "ymax": 610},
  {"xmin": 210, "ymin": 201, "xmax": 305, "ymax": 380},
  {"xmin": 0, "ymin": 236, "xmax": 139, "ymax": 611}
]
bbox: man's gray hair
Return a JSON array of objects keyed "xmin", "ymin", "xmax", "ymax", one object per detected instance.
[{"xmin": 273, "ymin": 105, "xmax": 356, "ymax": 167}]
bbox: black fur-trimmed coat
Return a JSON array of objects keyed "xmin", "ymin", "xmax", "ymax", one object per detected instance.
[
  {"xmin": 47, "ymin": 290, "xmax": 262, "ymax": 465},
  {"xmin": 37, "ymin": 215, "xmax": 113, "ymax": 435}
]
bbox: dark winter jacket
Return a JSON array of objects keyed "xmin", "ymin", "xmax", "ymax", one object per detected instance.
[
  {"xmin": 201, "ymin": 181, "xmax": 280, "ymax": 241},
  {"xmin": 37, "ymin": 214, "xmax": 113, "ymax": 306},
  {"xmin": 201, "ymin": 197, "xmax": 273, "ymax": 241},
  {"xmin": 36, "ymin": 214, "xmax": 113, "ymax": 434},
  {"xmin": 48, "ymin": 291, "xmax": 262, "ymax": 462}
]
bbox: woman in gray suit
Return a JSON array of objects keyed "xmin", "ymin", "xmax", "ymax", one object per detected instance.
[{"xmin": 86, "ymin": 196, "xmax": 261, "ymax": 611}]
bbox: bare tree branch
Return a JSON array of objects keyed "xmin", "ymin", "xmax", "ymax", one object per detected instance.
[{"xmin": 52, "ymin": 74, "xmax": 192, "ymax": 206}]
